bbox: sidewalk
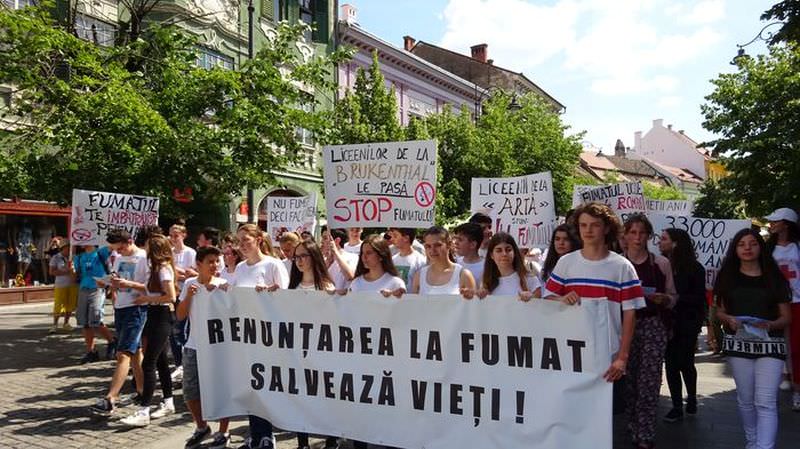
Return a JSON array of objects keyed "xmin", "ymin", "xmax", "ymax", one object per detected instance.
[{"xmin": 1, "ymin": 302, "xmax": 799, "ymax": 448}]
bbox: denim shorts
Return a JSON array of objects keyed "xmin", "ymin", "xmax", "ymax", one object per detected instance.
[
  {"xmin": 182, "ymin": 347, "xmax": 201, "ymax": 402},
  {"xmin": 76, "ymin": 288, "xmax": 105, "ymax": 328},
  {"xmin": 114, "ymin": 305, "xmax": 147, "ymax": 355}
]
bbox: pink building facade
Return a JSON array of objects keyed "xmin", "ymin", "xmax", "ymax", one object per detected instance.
[{"xmin": 337, "ymin": 5, "xmax": 485, "ymax": 126}]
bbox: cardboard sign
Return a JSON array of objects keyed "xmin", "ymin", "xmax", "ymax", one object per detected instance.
[
  {"xmin": 266, "ymin": 193, "xmax": 317, "ymax": 241},
  {"xmin": 648, "ymin": 214, "xmax": 751, "ymax": 288},
  {"xmin": 576, "ymin": 182, "xmax": 646, "ymax": 221},
  {"xmin": 70, "ymin": 189, "xmax": 159, "ymax": 246},
  {"xmin": 470, "ymin": 172, "xmax": 557, "ymax": 248},
  {"xmin": 195, "ymin": 289, "xmax": 614, "ymax": 449},
  {"xmin": 646, "ymin": 199, "xmax": 693, "ymax": 216},
  {"xmin": 322, "ymin": 140, "xmax": 437, "ymax": 228}
]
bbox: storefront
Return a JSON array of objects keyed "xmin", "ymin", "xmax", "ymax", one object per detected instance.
[{"xmin": 0, "ymin": 198, "xmax": 71, "ymax": 304}]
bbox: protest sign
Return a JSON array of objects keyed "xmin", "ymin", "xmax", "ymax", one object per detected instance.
[
  {"xmin": 322, "ymin": 140, "xmax": 437, "ymax": 228},
  {"xmin": 648, "ymin": 214, "xmax": 751, "ymax": 288},
  {"xmin": 470, "ymin": 172, "xmax": 557, "ymax": 248},
  {"xmin": 193, "ymin": 289, "xmax": 614, "ymax": 449},
  {"xmin": 646, "ymin": 199, "xmax": 693, "ymax": 216},
  {"xmin": 571, "ymin": 185, "xmax": 595, "ymax": 208},
  {"xmin": 576, "ymin": 182, "xmax": 646, "ymax": 221},
  {"xmin": 70, "ymin": 189, "xmax": 159, "ymax": 246},
  {"xmin": 266, "ymin": 193, "xmax": 317, "ymax": 241}
]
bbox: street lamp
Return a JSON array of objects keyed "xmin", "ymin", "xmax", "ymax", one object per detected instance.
[
  {"xmin": 730, "ymin": 21, "xmax": 784, "ymax": 65},
  {"xmin": 246, "ymin": 0, "xmax": 256, "ymax": 224},
  {"xmin": 473, "ymin": 86, "xmax": 522, "ymax": 124}
]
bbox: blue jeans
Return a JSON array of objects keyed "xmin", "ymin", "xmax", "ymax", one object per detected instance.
[
  {"xmin": 169, "ymin": 317, "xmax": 187, "ymax": 366},
  {"xmin": 114, "ymin": 305, "xmax": 147, "ymax": 354}
]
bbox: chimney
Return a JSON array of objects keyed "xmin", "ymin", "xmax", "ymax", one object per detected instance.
[
  {"xmin": 341, "ymin": 4, "xmax": 358, "ymax": 25},
  {"xmin": 668, "ymin": 124, "xmax": 673, "ymax": 130},
  {"xmin": 653, "ymin": 118, "xmax": 663, "ymax": 128},
  {"xmin": 679, "ymin": 130, "xmax": 685, "ymax": 134},
  {"xmin": 470, "ymin": 43, "xmax": 488, "ymax": 63},
  {"xmin": 403, "ymin": 35, "xmax": 415, "ymax": 51},
  {"xmin": 634, "ymin": 131, "xmax": 642, "ymax": 151},
  {"xmin": 487, "ymin": 59, "xmax": 494, "ymax": 65},
  {"xmin": 614, "ymin": 139, "xmax": 626, "ymax": 157}
]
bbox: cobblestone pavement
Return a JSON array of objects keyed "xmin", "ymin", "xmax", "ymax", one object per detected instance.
[{"xmin": 1, "ymin": 302, "xmax": 799, "ymax": 449}]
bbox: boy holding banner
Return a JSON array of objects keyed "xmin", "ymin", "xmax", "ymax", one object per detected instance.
[{"xmin": 544, "ymin": 202, "xmax": 645, "ymax": 383}]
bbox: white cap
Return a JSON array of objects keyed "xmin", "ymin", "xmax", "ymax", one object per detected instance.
[{"xmin": 765, "ymin": 207, "xmax": 798, "ymax": 224}]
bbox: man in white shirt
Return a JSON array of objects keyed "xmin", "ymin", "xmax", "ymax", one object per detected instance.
[
  {"xmin": 453, "ymin": 222, "xmax": 486, "ymax": 286},
  {"xmin": 322, "ymin": 227, "xmax": 357, "ymax": 292},
  {"xmin": 469, "ymin": 213, "xmax": 493, "ymax": 258},
  {"xmin": 343, "ymin": 227, "xmax": 363, "ymax": 254},
  {"xmin": 91, "ymin": 229, "xmax": 149, "ymax": 415},
  {"xmin": 391, "ymin": 228, "xmax": 427, "ymax": 287},
  {"xmin": 168, "ymin": 224, "xmax": 197, "ymax": 381}
]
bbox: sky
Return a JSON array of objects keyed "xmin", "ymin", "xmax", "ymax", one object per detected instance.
[{"xmin": 346, "ymin": 0, "xmax": 774, "ymax": 153}]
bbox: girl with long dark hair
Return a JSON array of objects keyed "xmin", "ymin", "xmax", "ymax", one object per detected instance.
[
  {"xmin": 540, "ymin": 224, "xmax": 581, "ymax": 284},
  {"xmin": 410, "ymin": 226, "xmax": 476, "ymax": 296},
  {"xmin": 715, "ymin": 228, "xmax": 791, "ymax": 449},
  {"xmin": 659, "ymin": 228, "xmax": 706, "ymax": 422},
  {"xmin": 121, "ymin": 234, "xmax": 177, "ymax": 426},
  {"xmin": 478, "ymin": 233, "xmax": 540, "ymax": 300}
]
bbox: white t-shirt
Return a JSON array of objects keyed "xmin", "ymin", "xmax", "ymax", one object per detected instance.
[
  {"xmin": 330, "ymin": 251, "xmax": 359, "ymax": 291},
  {"xmin": 112, "ymin": 248, "xmax": 148, "ymax": 309},
  {"xmin": 544, "ymin": 250, "xmax": 645, "ymax": 355},
  {"xmin": 220, "ymin": 269, "xmax": 237, "ymax": 285},
  {"xmin": 146, "ymin": 265, "xmax": 175, "ymax": 307},
  {"xmin": 489, "ymin": 272, "xmax": 541, "ymax": 296},
  {"xmin": 773, "ymin": 243, "xmax": 800, "ymax": 303},
  {"xmin": 350, "ymin": 273, "xmax": 406, "ymax": 293},
  {"xmin": 343, "ymin": 241, "xmax": 362, "ymax": 255},
  {"xmin": 283, "ymin": 258, "xmax": 293, "ymax": 276},
  {"xmin": 393, "ymin": 250, "xmax": 427, "ymax": 287},
  {"xmin": 233, "ymin": 256, "xmax": 290, "ymax": 288},
  {"xmin": 172, "ymin": 246, "xmax": 196, "ymax": 288},
  {"xmin": 419, "ymin": 265, "xmax": 463, "ymax": 295},
  {"xmin": 457, "ymin": 256, "xmax": 485, "ymax": 288},
  {"xmin": 49, "ymin": 253, "xmax": 75, "ymax": 288},
  {"xmin": 181, "ymin": 276, "xmax": 227, "ymax": 350}
]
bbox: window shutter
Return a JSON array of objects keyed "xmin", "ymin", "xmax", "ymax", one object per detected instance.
[
  {"xmin": 312, "ymin": 0, "xmax": 328, "ymax": 43},
  {"xmin": 261, "ymin": 0, "xmax": 275, "ymax": 20}
]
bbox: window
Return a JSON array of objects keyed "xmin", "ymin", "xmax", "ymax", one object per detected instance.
[
  {"xmin": 295, "ymin": 101, "xmax": 315, "ymax": 147},
  {"xmin": 277, "ymin": 0, "xmax": 289, "ymax": 21},
  {"xmin": 299, "ymin": 0, "xmax": 313, "ymax": 42},
  {"xmin": 196, "ymin": 47, "xmax": 234, "ymax": 70},
  {"xmin": 3, "ymin": 0, "xmax": 36, "ymax": 9},
  {"xmin": 75, "ymin": 14, "xmax": 116, "ymax": 47}
]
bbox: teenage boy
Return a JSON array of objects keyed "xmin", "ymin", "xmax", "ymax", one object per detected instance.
[
  {"xmin": 177, "ymin": 246, "xmax": 231, "ymax": 449},
  {"xmin": 73, "ymin": 244, "xmax": 116, "ymax": 362},
  {"xmin": 321, "ymin": 227, "xmax": 357, "ymax": 292},
  {"xmin": 90, "ymin": 229, "xmax": 149, "ymax": 415},
  {"xmin": 453, "ymin": 222, "xmax": 485, "ymax": 286},
  {"xmin": 343, "ymin": 227, "xmax": 363, "ymax": 254},
  {"xmin": 169, "ymin": 224, "xmax": 198, "ymax": 382},
  {"xmin": 544, "ymin": 202, "xmax": 645, "ymax": 382},
  {"xmin": 469, "ymin": 213, "xmax": 493, "ymax": 258},
  {"xmin": 391, "ymin": 228, "xmax": 427, "ymax": 287}
]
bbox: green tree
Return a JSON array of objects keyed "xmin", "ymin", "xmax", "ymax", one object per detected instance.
[
  {"xmin": 0, "ymin": 4, "xmax": 349, "ymax": 218},
  {"xmin": 762, "ymin": 0, "xmax": 800, "ymax": 44},
  {"xmin": 701, "ymin": 43, "xmax": 800, "ymax": 216},
  {"xmin": 642, "ymin": 181, "xmax": 686, "ymax": 200},
  {"xmin": 693, "ymin": 178, "xmax": 746, "ymax": 219}
]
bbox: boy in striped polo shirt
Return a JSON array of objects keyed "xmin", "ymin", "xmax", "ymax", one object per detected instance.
[{"xmin": 545, "ymin": 202, "xmax": 645, "ymax": 382}]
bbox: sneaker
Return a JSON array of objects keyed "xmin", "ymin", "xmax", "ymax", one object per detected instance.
[
  {"xmin": 256, "ymin": 437, "xmax": 276, "ymax": 449},
  {"xmin": 150, "ymin": 400, "xmax": 175, "ymax": 419},
  {"xmin": 80, "ymin": 350, "xmax": 100, "ymax": 364},
  {"xmin": 793, "ymin": 392, "xmax": 800, "ymax": 412},
  {"xmin": 185, "ymin": 426, "xmax": 212, "ymax": 449},
  {"xmin": 663, "ymin": 407, "xmax": 683, "ymax": 422},
  {"xmin": 106, "ymin": 339, "xmax": 118, "ymax": 360},
  {"xmin": 118, "ymin": 392, "xmax": 142, "ymax": 406},
  {"xmin": 62, "ymin": 323, "xmax": 73, "ymax": 331},
  {"xmin": 121, "ymin": 407, "xmax": 150, "ymax": 427},
  {"xmin": 171, "ymin": 366, "xmax": 184, "ymax": 382},
  {"xmin": 208, "ymin": 432, "xmax": 231, "ymax": 449},
  {"xmin": 90, "ymin": 397, "xmax": 116, "ymax": 416},
  {"xmin": 685, "ymin": 400, "xmax": 697, "ymax": 415},
  {"xmin": 49, "ymin": 326, "xmax": 58, "ymax": 334},
  {"xmin": 780, "ymin": 379, "xmax": 791, "ymax": 390}
]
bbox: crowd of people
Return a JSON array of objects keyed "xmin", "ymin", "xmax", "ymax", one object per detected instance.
[{"xmin": 45, "ymin": 202, "xmax": 800, "ymax": 449}]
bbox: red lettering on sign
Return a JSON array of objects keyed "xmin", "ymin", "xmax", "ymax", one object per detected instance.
[{"xmin": 333, "ymin": 197, "xmax": 393, "ymax": 223}]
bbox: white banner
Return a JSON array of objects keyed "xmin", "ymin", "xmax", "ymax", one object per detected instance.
[
  {"xmin": 571, "ymin": 184, "xmax": 595, "ymax": 208},
  {"xmin": 70, "ymin": 189, "xmax": 159, "ymax": 246},
  {"xmin": 575, "ymin": 182, "xmax": 646, "ymax": 221},
  {"xmin": 193, "ymin": 289, "xmax": 614, "ymax": 449},
  {"xmin": 266, "ymin": 193, "xmax": 317, "ymax": 241},
  {"xmin": 322, "ymin": 140, "xmax": 437, "ymax": 228},
  {"xmin": 645, "ymin": 199, "xmax": 693, "ymax": 216},
  {"xmin": 470, "ymin": 172, "xmax": 557, "ymax": 249},
  {"xmin": 648, "ymin": 214, "xmax": 751, "ymax": 288}
]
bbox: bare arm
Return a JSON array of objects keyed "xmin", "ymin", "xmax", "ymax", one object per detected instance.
[{"xmin": 605, "ymin": 309, "xmax": 635, "ymax": 382}]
